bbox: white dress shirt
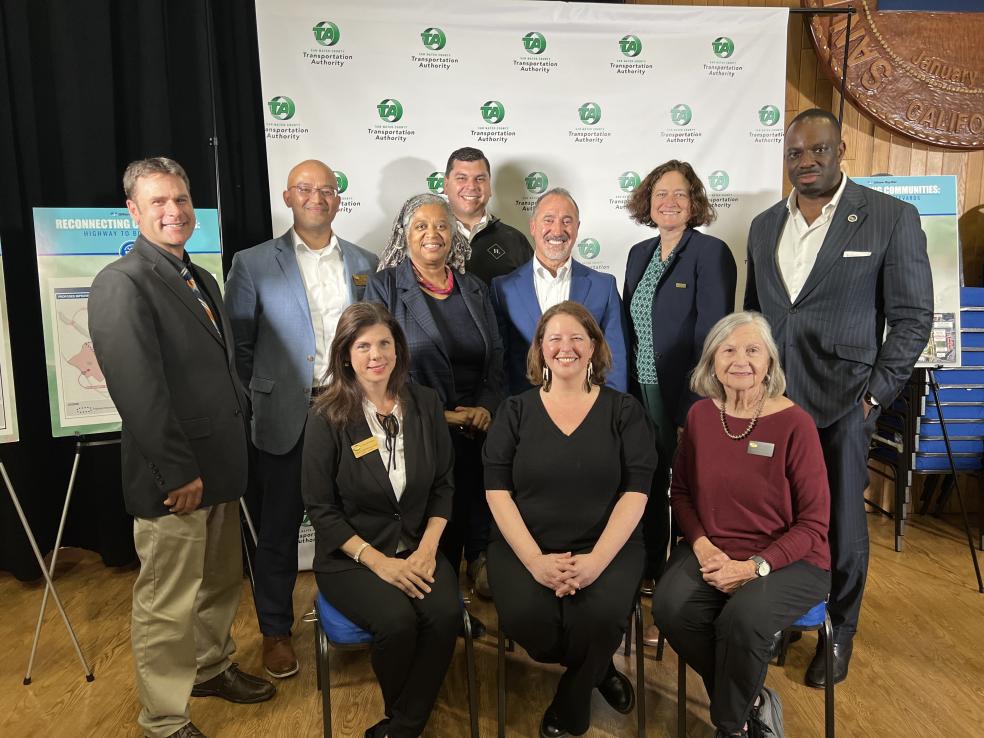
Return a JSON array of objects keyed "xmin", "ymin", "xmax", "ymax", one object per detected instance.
[
  {"xmin": 457, "ymin": 212, "xmax": 488, "ymax": 241},
  {"xmin": 777, "ymin": 173, "xmax": 849, "ymax": 302},
  {"xmin": 364, "ymin": 399, "xmax": 408, "ymax": 552},
  {"xmin": 292, "ymin": 229, "xmax": 348, "ymax": 386},
  {"xmin": 533, "ymin": 256, "xmax": 573, "ymax": 314}
]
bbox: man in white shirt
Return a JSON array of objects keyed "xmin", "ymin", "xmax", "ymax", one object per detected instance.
[
  {"xmin": 224, "ymin": 159, "xmax": 377, "ymax": 678},
  {"xmin": 490, "ymin": 187, "xmax": 628, "ymax": 394},
  {"xmin": 745, "ymin": 109, "xmax": 932, "ymax": 688}
]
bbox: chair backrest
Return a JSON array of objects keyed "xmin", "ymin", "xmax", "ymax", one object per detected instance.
[{"xmin": 315, "ymin": 592, "xmax": 373, "ymax": 646}]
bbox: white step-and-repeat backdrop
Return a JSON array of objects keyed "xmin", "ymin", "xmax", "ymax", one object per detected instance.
[{"xmin": 254, "ymin": 0, "xmax": 789, "ymax": 295}]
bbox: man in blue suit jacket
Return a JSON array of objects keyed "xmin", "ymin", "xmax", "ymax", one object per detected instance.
[
  {"xmin": 490, "ymin": 187, "xmax": 628, "ymax": 394},
  {"xmin": 224, "ymin": 160, "xmax": 377, "ymax": 679}
]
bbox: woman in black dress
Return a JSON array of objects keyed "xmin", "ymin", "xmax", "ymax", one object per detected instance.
[{"xmin": 484, "ymin": 300, "xmax": 658, "ymax": 738}]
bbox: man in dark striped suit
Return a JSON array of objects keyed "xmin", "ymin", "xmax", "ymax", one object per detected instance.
[{"xmin": 744, "ymin": 108, "xmax": 933, "ymax": 688}]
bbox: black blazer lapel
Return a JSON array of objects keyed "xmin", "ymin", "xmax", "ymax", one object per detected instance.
[
  {"xmin": 396, "ymin": 261, "xmax": 450, "ymax": 364},
  {"xmin": 136, "ymin": 239, "xmax": 225, "ymax": 346},
  {"xmin": 400, "ymin": 391, "xmax": 423, "ymax": 506},
  {"xmin": 762, "ymin": 202, "xmax": 791, "ymax": 306},
  {"xmin": 460, "ymin": 276, "xmax": 493, "ymax": 364},
  {"xmin": 345, "ymin": 416, "xmax": 399, "ymax": 509},
  {"xmin": 795, "ymin": 180, "xmax": 868, "ymax": 305}
]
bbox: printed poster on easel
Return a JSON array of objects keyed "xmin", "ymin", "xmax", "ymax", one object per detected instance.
[
  {"xmin": 0, "ymin": 239, "xmax": 19, "ymax": 444},
  {"xmin": 32, "ymin": 208, "xmax": 223, "ymax": 437},
  {"xmin": 854, "ymin": 175, "xmax": 961, "ymax": 368}
]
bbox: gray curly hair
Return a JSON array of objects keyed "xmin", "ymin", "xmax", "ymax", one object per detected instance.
[{"xmin": 377, "ymin": 193, "xmax": 471, "ymax": 273}]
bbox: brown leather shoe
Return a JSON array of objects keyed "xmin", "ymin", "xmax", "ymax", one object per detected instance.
[
  {"xmin": 263, "ymin": 635, "xmax": 299, "ymax": 678},
  {"xmin": 166, "ymin": 722, "xmax": 206, "ymax": 738},
  {"xmin": 191, "ymin": 663, "xmax": 276, "ymax": 703}
]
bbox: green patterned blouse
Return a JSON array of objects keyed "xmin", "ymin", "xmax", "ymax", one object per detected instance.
[{"xmin": 629, "ymin": 243, "xmax": 675, "ymax": 384}]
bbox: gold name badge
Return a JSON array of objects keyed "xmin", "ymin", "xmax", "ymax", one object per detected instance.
[
  {"xmin": 351, "ymin": 436, "xmax": 379, "ymax": 458},
  {"xmin": 352, "ymin": 273, "xmax": 368, "ymax": 287},
  {"xmin": 675, "ymin": 282, "xmax": 687, "ymax": 288}
]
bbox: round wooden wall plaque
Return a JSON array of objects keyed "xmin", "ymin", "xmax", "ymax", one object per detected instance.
[{"xmin": 805, "ymin": 0, "xmax": 984, "ymax": 149}]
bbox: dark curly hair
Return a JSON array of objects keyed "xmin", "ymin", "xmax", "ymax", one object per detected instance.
[{"xmin": 626, "ymin": 159, "xmax": 715, "ymax": 229}]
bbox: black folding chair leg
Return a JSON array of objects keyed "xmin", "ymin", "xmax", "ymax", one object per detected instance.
[
  {"xmin": 634, "ymin": 599, "xmax": 646, "ymax": 737},
  {"xmin": 497, "ymin": 626, "xmax": 506, "ymax": 738},
  {"xmin": 319, "ymin": 628, "xmax": 332, "ymax": 738},
  {"xmin": 462, "ymin": 611, "xmax": 479, "ymax": 738},
  {"xmin": 824, "ymin": 615, "xmax": 835, "ymax": 738},
  {"xmin": 677, "ymin": 652, "xmax": 687, "ymax": 738}
]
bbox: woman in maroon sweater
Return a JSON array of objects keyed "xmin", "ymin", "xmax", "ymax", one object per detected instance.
[{"xmin": 652, "ymin": 311, "xmax": 830, "ymax": 738}]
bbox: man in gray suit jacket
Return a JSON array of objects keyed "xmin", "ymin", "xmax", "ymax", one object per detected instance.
[
  {"xmin": 224, "ymin": 159, "xmax": 377, "ymax": 678},
  {"xmin": 90, "ymin": 158, "xmax": 274, "ymax": 738},
  {"xmin": 745, "ymin": 109, "xmax": 933, "ymax": 688}
]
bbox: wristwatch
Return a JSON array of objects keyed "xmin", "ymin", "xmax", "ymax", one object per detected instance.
[
  {"xmin": 750, "ymin": 555, "xmax": 771, "ymax": 577},
  {"xmin": 864, "ymin": 391, "xmax": 879, "ymax": 406}
]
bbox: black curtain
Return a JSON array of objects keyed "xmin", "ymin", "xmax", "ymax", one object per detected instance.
[{"xmin": 0, "ymin": 0, "xmax": 271, "ymax": 580}]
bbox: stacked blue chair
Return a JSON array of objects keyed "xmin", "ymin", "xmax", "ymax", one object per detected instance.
[
  {"xmin": 313, "ymin": 591, "xmax": 479, "ymax": 738},
  {"xmin": 675, "ymin": 600, "xmax": 835, "ymax": 738}
]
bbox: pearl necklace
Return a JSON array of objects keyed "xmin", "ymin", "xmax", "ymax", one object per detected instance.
[{"xmin": 719, "ymin": 395, "xmax": 766, "ymax": 440}]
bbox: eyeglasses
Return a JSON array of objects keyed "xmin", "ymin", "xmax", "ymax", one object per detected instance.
[{"xmin": 290, "ymin": 184, "xmax": 339, "ymax": 199}]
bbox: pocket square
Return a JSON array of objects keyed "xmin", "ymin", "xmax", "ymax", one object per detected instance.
[{"xmin": 842, "ymin": 251, "xmax": 871, "ymax": 258}]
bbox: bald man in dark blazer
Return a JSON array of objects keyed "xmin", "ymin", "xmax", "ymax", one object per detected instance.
[{"xmin": 744, "ymin": 110, "xmax": 932, "ymax": 689}]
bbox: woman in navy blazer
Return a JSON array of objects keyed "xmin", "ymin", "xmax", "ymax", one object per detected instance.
[
  {"xmin": 366, "ymin": 193, "xmax": 504, "ymax": 631},
  {"xmin": 302, "ymin": 302, "xmax": 459, "ymax": 738},
  {"xmin": 623, "ymin": 160, "xmax": 737, "ymax": 639}
]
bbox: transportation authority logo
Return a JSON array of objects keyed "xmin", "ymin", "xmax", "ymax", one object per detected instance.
[
  {"xmin": 708, "ymin": 170, "xmax": 729, "ymax": 192},
  {"xmin": 120, "ymin": 240, "xmax": 135, "ymax": 256},
  {"xmin": 671, "ymin": 104, "xmax": 692, "ymax": 126},
  {"xmin": 712, "ymin": 37, "xmax": 734, "ymax": 58},
  {"xmin": 335, "ymin": 171, "xmax": 349, "ymax": 194},
  {"xmin": 579, "ymin": 102, "xmax": 602, "ymax": 126},
  {"xmin": 619, "ymin": 171, "xmax": 641, "ymax": 193},
  {"xmin": 525, "ymin": 171, "xmax": 549, "ymax": 195},
  {"xmin": 481, "ymin": 100, "xmax": 505, "ymax": 124},
  {"xmin": 577, "ymin": 238, "xmax": 600, "ymax": 260},
  {"xmin": 619, "ymin": 35, "xmax": 642, "ymax": 58},
  {"xmin": 377, "ymin": 98, "xmax": 404, "ymax": 123},
  {"xmin": 313, "ymin": 21, "xmax": 340, "ymax": 46},
  {"xmin": 523, "ymin": 32, "xmax": 546, "ymax": 55},
  {"xmin": 421, "ymin": 27, "xmax": 446, "ymax": 51},
  {"xmin": 758, "ymin": 105, "xmax": 781, "ymax": 127},
  {"xmin": 268, "ymin": 96, "xmax": 295, "ymax": 121},
  {"xmin": 426, "ymin": 172, "xmax": 445, "ymax": 195}
]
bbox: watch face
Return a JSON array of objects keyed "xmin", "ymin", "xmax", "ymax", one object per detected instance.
[{"xmin": 760, "ymin": 560, "xmax": 771, "ymax": 576}]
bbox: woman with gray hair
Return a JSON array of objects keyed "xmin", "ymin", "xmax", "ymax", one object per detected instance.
[
  {"xmin": 366, "ymin": 193, "xmax": 503, "ymax": 637},
  {"xmin": 652, "ymin": 311, "xmax": 831, "ymax": 738}
]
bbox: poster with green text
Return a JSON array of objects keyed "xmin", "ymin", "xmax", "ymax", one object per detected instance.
[
  {"xmin": 0, "ymin": 240, "xmax": 19, "ymax": 444},
  {"xmin": 33, "ymin": 208, "xmax": 223, "ymax": 437}
]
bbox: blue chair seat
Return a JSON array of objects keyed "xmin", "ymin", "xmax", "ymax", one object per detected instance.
[
  {"xmin": 792, "ymin": 601, "xmax": 827, "ymax": 629},
  {"xmin": 313, "ymin": 589, "xmax": 478, "ymax": 737},
  {"xmin": 315, "ymin": 592, "xmax": 373, "ymax": 646}
]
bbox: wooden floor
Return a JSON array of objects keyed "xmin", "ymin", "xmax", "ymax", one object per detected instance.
[{"xmin": 2, "ymin": 512, "xmax": 983, "ymax": 737}]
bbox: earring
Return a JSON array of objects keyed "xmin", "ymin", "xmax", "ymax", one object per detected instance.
[
  {"xmin": 585, "ymin": 361, "xmax": 594, "ymax": 392},
  {"xmin": 542, "ymin": 366, "xmax": 552, "ymax": 392}
]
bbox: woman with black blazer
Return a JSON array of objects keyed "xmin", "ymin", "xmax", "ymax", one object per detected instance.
[
  {"xmin": 366, "ymin": 193, "xmax": 504, "ymax": 625},
  {"xmin": 623, "ymin": 160, "xmax": 737, "ymax": 641},
  {"xmin": 302, "ymin": 302, "xmax": 459, "ymax": 738}
]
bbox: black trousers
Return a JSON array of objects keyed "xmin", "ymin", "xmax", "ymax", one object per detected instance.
[
  {"xmin": 653, "ymin": 545, "xmax": 829, "ymax": 734},
  {"xmin": 819, "ymin": 403, "xmax": 879, "ymax": 640},
  {"xmin": 487, "ymin": 539, "xmax": 645, "ymax": 735},
  {"xmin": 254, "ymin": 434, "xmax": 306, "ymax": 636},
  {"xmin": 316, "ymin": 554, "xmax": 460, "ymax": 738},
  {"xmin": 636, "ymin": 383, "xmax": 675, "ymax": 583},
  {"xmin": 438, "ymin": 431, "xmax": 490, "ymax": 575}
]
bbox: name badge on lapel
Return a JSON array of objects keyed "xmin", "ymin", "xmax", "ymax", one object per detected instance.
[
  {"xmin": 351, "ymin": 436, "xmax": 379, "ymax": 459},
  {"xmin": 675, "ymin": 282, "xmax": 687, "ymax": 289},
  {"xmin": 352, "ymin": 273, "xmax": 368, "ymax": 287},
  {"xmin": 747, "ymin": 441, "xmax": 775, "ymax": 458}
]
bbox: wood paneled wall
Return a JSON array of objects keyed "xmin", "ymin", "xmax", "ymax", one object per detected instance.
[{"xmin": 634, "ymin": 0, "xmax": 984, "ymax": 285}]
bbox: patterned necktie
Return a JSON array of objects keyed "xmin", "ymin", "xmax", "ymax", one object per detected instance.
[{"xmin": 179, "ymin": 264, "xmax": 221, "ymax": 335}]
